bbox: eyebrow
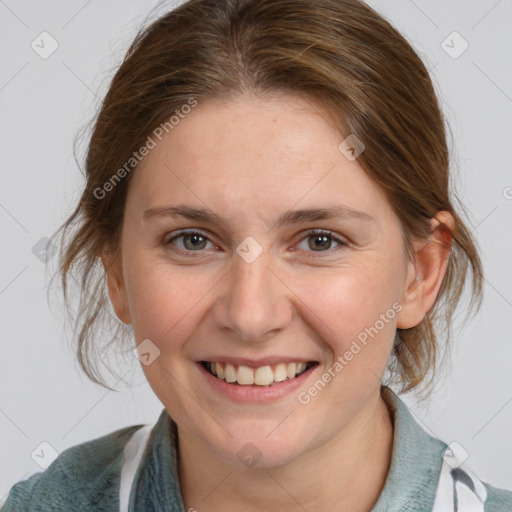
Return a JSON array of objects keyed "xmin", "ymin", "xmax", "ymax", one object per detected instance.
[{"xmin": 142, "ymin": 204, "xmax": 375, "ymax": 230}]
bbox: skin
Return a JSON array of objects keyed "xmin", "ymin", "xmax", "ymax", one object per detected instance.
[{"xmin": 103, "ymin": 92, "xmax": 453, "ymax": 511}]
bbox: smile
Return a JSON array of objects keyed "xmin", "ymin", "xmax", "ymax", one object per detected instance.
[{"xmin": 200, "ymin": 361, "xmax": 316, "ymax": 386}]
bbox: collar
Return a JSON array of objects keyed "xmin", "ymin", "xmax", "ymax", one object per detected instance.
[
  {"xmin": 129, "ymin": 407, "xmax": 184, "ymax": 511},
  {"xmin": 372, "ymin": 386, "xmax": 446, "ymax": 511},
  {"xmin": 130, "ymin": 386, "xmax": 446, "ymax": 511}
]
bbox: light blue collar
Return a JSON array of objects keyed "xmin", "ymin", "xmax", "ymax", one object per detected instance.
[
  {"xmin": 130, "ymin": 386, "xmax": 446, "ymax": 511},
  {"xmin": 372, "ymin": 386, "xmax": 446, "ymax": 511}
]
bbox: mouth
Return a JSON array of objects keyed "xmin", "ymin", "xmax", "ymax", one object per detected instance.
[{"xmin": 199, "ymin": 360, "xmax": 318, "ymax": 387}]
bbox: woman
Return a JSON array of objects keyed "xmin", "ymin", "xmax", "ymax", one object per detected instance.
[{"xmin": 3, "ymin": 0, "xmax": 511, "ymax": 510}]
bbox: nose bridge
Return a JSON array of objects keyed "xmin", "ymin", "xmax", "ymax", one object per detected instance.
[{"xmin": 215, "ymin": 248, "xmax": 291, "ymax": 342}]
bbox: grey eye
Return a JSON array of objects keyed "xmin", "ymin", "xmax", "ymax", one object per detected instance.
[
  {"xmin": 296, "ymin": 231, "xmax": 344, "ymax": 252},
  {"xmin": 167, "ymin": 231, "xmax": 214, "ymax": 251}
]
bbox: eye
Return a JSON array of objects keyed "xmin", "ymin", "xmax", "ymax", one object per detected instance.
[
  {"xmin": 165, "ymin": 230, "xmax": 217, "ymax": 253},
  {"xmin": 295, "ymin": 229, "xmax": 347, "ymax": 253}
]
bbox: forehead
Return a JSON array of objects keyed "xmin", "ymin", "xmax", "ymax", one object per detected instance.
[{"xmin": 127, "ymin": 94, "xmax": 390, "ymax": 226}]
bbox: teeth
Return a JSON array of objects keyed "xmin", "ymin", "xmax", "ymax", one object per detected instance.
[
  {"xmin": 274, "ymin": 363, "xmax": 288, "ymax": 382},
  {"xmin": 215, "ymin": 362, "xmax": 224, "ymax": 379},
  {"xmin": 286, "ymin": 363, "xmax": 297, "ymax": 379},
  {"xmin": 205, "ymin": 361, "xmax": 312, "ymax": 386},
  {"xmin": 237, "ymin": 365, "xmax": 254, "ymax": 385},
  {"xmin": 254, "ymin": 366, "xmax": 274, "ymax": 386},
  {"xmin": 225, "ymin": 363, "xmax": 237, "ymax": 383}
]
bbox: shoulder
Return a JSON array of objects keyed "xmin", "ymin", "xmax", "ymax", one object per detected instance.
[
  {"xmin": 379, "ymin": 387, "xmax": 512, "ymax": 511},
  {"xmin": 484, "ymin": 482, "xmax": 512, "ymax": 511},
  {"xmin": 1, "ymin": 423, "xmax": 144, "ymax": 512}
]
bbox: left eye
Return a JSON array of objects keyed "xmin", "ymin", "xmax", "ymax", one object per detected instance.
[{"xmin": 295, "ymin": 230, "xmax": 345, "ymax": 252}]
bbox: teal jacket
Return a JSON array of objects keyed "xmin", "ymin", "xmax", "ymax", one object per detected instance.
[{"xmin": 2, "ymin": 387, "xmax": 511, "ymax": 511}]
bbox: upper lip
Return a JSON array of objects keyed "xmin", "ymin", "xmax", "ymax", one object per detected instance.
[{"xmin": 198, "ymin": 356, "xmax": 318, "ymax": 368}]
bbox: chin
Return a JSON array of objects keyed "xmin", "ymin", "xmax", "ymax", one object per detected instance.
[{"xmin": 201, "ymin": 420, "xmax": 313, "ymax": 469}]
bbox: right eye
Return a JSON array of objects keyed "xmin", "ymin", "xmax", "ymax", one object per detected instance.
[{"xmin": 164, "ymin": 230, "xmax": 218, "ymax": 254}]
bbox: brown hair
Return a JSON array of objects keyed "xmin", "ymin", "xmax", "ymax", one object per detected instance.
[{"xmin": 49, "ymin": 0, "xmax": 483, "ymax": 393}]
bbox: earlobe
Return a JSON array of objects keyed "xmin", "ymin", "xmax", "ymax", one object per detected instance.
[
  {"xmin": 396, "ymin": 211, "xmax": 454, "ymax": 329},
  {"xmin": 101, "ymin": 250, "xmax": 132, "ymax": 325}
]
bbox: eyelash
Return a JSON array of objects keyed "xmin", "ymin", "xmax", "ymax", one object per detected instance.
[{"xmin": 163, "ymin": 229, "xmax": 348, "ymax": 257}]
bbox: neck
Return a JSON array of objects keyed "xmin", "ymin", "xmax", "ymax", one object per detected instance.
[{"xmin": 177, "ymin": 389, "xmax": 393, "ymax": 512}]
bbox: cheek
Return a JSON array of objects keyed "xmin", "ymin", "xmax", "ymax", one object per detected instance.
[
  {"xmin": 125, "ymin": 255, "xmax": 212, "ymax": 346},
  {"xmin": 293, "ymin": 259, "xmax": 402, "ymax": 345},
  {"xmin": 292, "ymin": 271, "xmax": 399, "ymax": 409}
]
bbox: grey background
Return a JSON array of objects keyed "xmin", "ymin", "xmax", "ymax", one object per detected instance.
[{"xmin": 1, "ymin": 0, "xmax": 511, "ymax": 502}]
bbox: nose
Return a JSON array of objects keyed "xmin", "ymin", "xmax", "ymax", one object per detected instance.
[{"xmin": 212, "ymin": 249, "xmax": 293, "ymax": 344}]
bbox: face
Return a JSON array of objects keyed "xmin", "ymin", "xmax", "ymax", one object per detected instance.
[{"xmin": 105, "ymin": 93, "xmax": 423, "ymax": 468}]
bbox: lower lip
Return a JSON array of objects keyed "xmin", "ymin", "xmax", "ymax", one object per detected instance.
[{"xmin": 197, "ymin": 362, "xmax": 318, "ymax": 403}]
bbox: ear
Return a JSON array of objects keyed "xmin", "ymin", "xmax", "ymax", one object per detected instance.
[
  {"xmin": 396, "ymin": 211, "xmax": 454, "ymax": 329},
  {"xmin": 101, "ymin": 249, "xmax": 132, "ymax": 325}
]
